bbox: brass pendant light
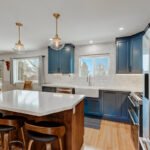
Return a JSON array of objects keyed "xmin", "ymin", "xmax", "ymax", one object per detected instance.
[
  {"xmin": 13, "ymin": 22, "xmax": 24, "ymax": 52},
  {"xmin": 50, "ymin": 13, "xmax": 64, "ymax": 50}
]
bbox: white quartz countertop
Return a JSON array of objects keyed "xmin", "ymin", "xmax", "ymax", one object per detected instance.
[
  {"xmin": 0, "ymin": 90, "xmax": 85, "ymax": 117},
  {"xmin": 42, "ymin": 83, "xmax": 142, "ymax": 93}
]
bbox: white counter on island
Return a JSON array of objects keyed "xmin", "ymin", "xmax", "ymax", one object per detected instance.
[
  {"xmin": 0, "ymin": 90, "xmax": 85, "ymax": 150},
  {"xmin": 0, "ymin": 90, "xmax": 85, "ymax": 116}
]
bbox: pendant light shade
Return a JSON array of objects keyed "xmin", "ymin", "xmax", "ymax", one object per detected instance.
[
  {"xmin": 13, "ymin": 22, "xmax": 24, "ymax": 52},
  {"xmin": 50, "ymin": 13, "xmax": 64, "ymax": 50}
]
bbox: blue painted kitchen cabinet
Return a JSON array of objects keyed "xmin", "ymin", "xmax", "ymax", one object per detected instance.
[
  {"xmin": 116, "ymin": 32, "xmax": 144, "ymax": 73},
  {"xmin": 130, "ymin": 33, "xmax": 143, "ymax": 73},
  {"xmin": 48, "ymin": 44, "xmax": 75, "ymax": 74},
  {"xmin": 84, "ymin": 91, "xmax": 130, "ymax": 123},
  {"xmin": 103, "ymin": 91, "xmax": 129, "ymax": 121},
  {"xmin": 84, "ymin": 91, "xmax": 103, "ymax": 116},
  {"xmin": 116, "ymin": 38, "xmax": 129, "ymax": 73},
  {"xmin": 48, "ymin": 48, "xmax": 60, "ymax": 73}
]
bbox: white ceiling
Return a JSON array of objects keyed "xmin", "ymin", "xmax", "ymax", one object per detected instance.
[{"xmin": 0, "ymin": 0, "xmax": 150, "ymax": 52}]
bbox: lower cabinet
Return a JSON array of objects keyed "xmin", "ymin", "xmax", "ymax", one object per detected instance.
[
  {"xmin": 84, "ymin": 97, "xmax": 102, "ymax": 115},
  {"xmin": 84, "ymin": 91, "xmax": 130, "ymax": 123},
  {"xmin": 103, "ymin": 91, "xmax": 129, "ymax": 121},
  {"xmin": 42, "ymin": 86, "xmax": 56, "ymax": 92}
]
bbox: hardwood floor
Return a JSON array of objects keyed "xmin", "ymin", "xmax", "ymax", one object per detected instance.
[
  {"xmin": 81, "ymin": 120, "xmax": 136, "ymax": 150},
  {"xmin": 0, "ymin": 120, "xmax": 136, "ymax": 150}
]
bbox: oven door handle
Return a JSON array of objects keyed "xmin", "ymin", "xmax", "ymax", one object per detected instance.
[
  {"xmin": 128, "ymin": 96, "xmax": 136, "ymax": 107},
  {"xmin": 128, "ymin": 109, "xmax": 139, "ymax": 126}
]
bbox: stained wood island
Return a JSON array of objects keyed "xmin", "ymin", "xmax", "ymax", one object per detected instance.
[{"xmin": 0, "ymin": 90, "xmax": 85, "ymax": 150}]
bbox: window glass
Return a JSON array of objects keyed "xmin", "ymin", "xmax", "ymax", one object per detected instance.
[
  {"xmin": 79, "ymin": 55, "xmax": 109, "ymax": 77},
  {"xmin": 13, "ymin": 58, "xmax": 39, "ymax": 83},
  {"xmin": 95, "ymin": 57, "xmax": 109, "ymax": 76},
  {"xmin": 80, "ymin": 57, "xmax": 93, "ymax": 77}
]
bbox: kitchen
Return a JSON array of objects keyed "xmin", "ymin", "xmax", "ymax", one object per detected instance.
[{"xmin": 0, "ymin": 0, "xmax": 150, "ymax": 150}]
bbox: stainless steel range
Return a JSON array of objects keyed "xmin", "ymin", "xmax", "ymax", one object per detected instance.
[{"xmin": 128, "ymin": 92, "xmax": 143, "ymax": 150}]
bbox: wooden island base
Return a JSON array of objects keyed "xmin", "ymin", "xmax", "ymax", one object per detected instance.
[{"xmin": 1, "ymin": 101, "xmax": 84, "ymax": 150}]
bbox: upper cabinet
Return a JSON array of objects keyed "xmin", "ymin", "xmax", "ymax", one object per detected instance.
[
  {"xmin": 48, "ymin": 44, "xmax": 75, "ymax": 74},
  {"xmin": 116, "ymin": 38, "xmax": 130, "ymax": 73},
  {"xmin": 116, "ymin": 32, "xmax": 144, "ymax": 74}
]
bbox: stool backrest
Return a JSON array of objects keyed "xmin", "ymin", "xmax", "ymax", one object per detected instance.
[
  {"xmin": 0, "ymin": 119, "xmax": 20, "ymax": 128},
  {"xmin": 23, "ymin": 81, "xmax": 32, "ymax": 90},
  {"xmin": 25, "ymin": 122, "xmax": 65, "ymax": 138}
]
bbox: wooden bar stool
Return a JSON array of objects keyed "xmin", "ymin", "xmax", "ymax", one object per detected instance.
[
  {"xmin": 25, "ymin": 121, "xmax": 66, "ymax": 150},
  {"xmin": 0, "ymin": 116, "xmax": 26, "ymax": 150}
]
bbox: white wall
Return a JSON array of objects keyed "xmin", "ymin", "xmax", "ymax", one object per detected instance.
[{"xmin": 0, "ymin": 42, "xmax": 143, "ymax": 91}]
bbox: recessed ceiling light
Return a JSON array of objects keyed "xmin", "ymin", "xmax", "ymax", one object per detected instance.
[
  {"xmin": 49, "ymin": 38, "xmax": 53, "ymax": 41},
  {"xmin": 119, "ymin": 27, "xmax": 124, "ymax": 31},
  {"xmin": 89, "ymin": 40, "xmax": 94, "ymax": 44}
]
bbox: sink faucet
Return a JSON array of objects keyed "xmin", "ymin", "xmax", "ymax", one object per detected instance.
[{"xmin": 87, "ymin": 73, "xmax": 92, "ymax": 86}]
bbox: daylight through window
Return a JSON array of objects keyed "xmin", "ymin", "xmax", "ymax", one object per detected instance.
[
  {"xmin": 79, "ymin": 55, "xmax": 109, "ymax": 77},
  {"xmin": 13, "ymin": 58, "xmax": 39, "ymax": 83}
]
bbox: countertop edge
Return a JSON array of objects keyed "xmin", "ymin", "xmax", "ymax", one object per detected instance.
[{"xmin": 42, "ymin": 84, "xmax": 142, "ymax": 93}]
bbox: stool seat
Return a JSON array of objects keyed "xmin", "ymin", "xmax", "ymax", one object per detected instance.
[
  {"xmin": 0, "ymin": 115, "xmax": 27, "ymax": 150},
  {"xmin": 3, "ymin": 115, "xmax": 27, "ymax": 121},
  {"xmin": 27, "ymin": 121, "xmax": 60, "ymax": 142},
  {"xmin": 0, "ymin": 125, "xmax": 15, "ymax": 132},
  {"xmin": 28, "ymin": 131, "xmax": 57, "ymax": 143},
  {"xmin": 25, "ymin": 121, "xmax": 66, "ymax": 150},
  {"xmin": 0, "ymin": 113, "xmax": 3, "ymax": 118}
]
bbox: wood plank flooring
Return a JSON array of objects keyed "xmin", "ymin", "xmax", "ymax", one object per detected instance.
[
  {"xmin": 81, "ymin": 120, "xmax": 136, "ymax": 150},
  {"xmin": 0, "ymin": 120, "xmax": 136, "ymax": 150}
]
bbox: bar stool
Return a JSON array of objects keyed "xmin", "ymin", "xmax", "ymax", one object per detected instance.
[
  {"xmin": 25, "ymin": 121, "xmax": 66, "ymax": 150},
  {"xmin": 0, "ymin": 115, "xmax": 26, "ymax": 150}
]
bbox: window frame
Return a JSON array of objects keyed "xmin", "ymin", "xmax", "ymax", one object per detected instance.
[
  {"xmin": 79, "ymin": 54, "xmax": 110, "ymax": 77},
  {"xmin": 12, "ymin": 57, "xmax": 40, "ymax": 84}
]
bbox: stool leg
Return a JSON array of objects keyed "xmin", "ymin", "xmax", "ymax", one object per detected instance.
[
  {"xmin": 3, "ymin": 133, "xmax": 9, "ymax": 150},
  {"xmin": 21, "ymin": 127, "xmax": 26, "ymax": 150},
  {"xmin": 1, "ymin": 133, "xmax": 4, "ymax": 148},
  {"xmin": 59, "ymin": 138, "xmax": 63, "ymax": 150},
  {"xmin": 46, "ymin": 143, "xmax": 52, "ymax": 150},
  {"xmin": 27, "ymin": 140, "xmax": 33, "ymax": 150}
]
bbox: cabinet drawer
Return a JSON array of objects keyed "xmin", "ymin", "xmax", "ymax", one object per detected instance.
[{"xmin": 42, "ymin": 86, "xmax": 56, "ymax": 92}]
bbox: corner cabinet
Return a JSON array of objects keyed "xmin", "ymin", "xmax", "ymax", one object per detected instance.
[
  {"xmin": 130, "ymin": 33, "xmax": 143, "ymax": 73},
  {"xmin": 48, "ymin": 44, "xmax": 75, "ymax": 74},
  {"xmin": 116, "ymin": 32, "xmax": 144, "ymax": 74},
  {"xmin": 84, "ymin": 91, "xmax": 130, "ymax": 123},
  {"xmin": 103, "ymin": 91, "xmax": 129, "ymax": 121}
]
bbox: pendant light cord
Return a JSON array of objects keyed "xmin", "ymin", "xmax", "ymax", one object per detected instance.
[
  {"xmin": 18, "ymin": 26, "xmax": 21, "ymax": 42},
  {"xmin": 56, "ymin": 17, "xmax": 58, "ymax": 36}
]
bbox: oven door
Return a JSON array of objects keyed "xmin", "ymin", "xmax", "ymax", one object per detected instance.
[
  {"xmin": 128, "ymin": 96, "xmax": 139, "ymax": 126},
  {"xmin": 128, "ymin": 96, "xmax": 140, "ymax": 150}
]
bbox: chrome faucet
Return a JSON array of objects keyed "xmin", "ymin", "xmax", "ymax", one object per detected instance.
[{"xmin": 87, "ymin": 73, "xmax": 92, "ymax": 86}]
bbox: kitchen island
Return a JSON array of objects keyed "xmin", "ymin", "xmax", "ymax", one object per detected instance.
[{"xmin": 0, "ymin": 90, "xmax": 85, "ymax": 150}]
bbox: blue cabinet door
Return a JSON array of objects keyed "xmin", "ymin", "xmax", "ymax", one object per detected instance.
[
  {"xmin": 116, "ymin": 32, "xmax": 144, "ymax": 74},
  {"xmin": 130, "ymin": 33, "xmax": 143, "ymax": 73},
  {"xmin": 48, "ymin": 44, "xmax": 74, "ymax": 74},
  {"xmin": 84, "ymin": 97, "xmax": 102, "ymax": 115},
  {"xmin": 60, "ymin": 45, "xmax": 74, "ymax": 74},
  {"xmin": 103, "ymin": 91, "xmax": 120, "ymax": 116},
  {"xmin": 116, "ymin": 38, "xmax": 129, "ymax": 73},
  {"xmin": 48, "ymin": 47, "xmax": 61, "ymax": 73},
  {"xmin": 103, "ymin": 91, "xmax": 129, "ymax": 120},
  {"xmin": 117, "ymin": 92, "xmax": 129, "ymax": 119}
]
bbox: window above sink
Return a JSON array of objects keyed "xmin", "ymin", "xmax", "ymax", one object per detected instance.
[{"xmin": 79, "ymin": 54, "xmax": 110, "ymax": 78}]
